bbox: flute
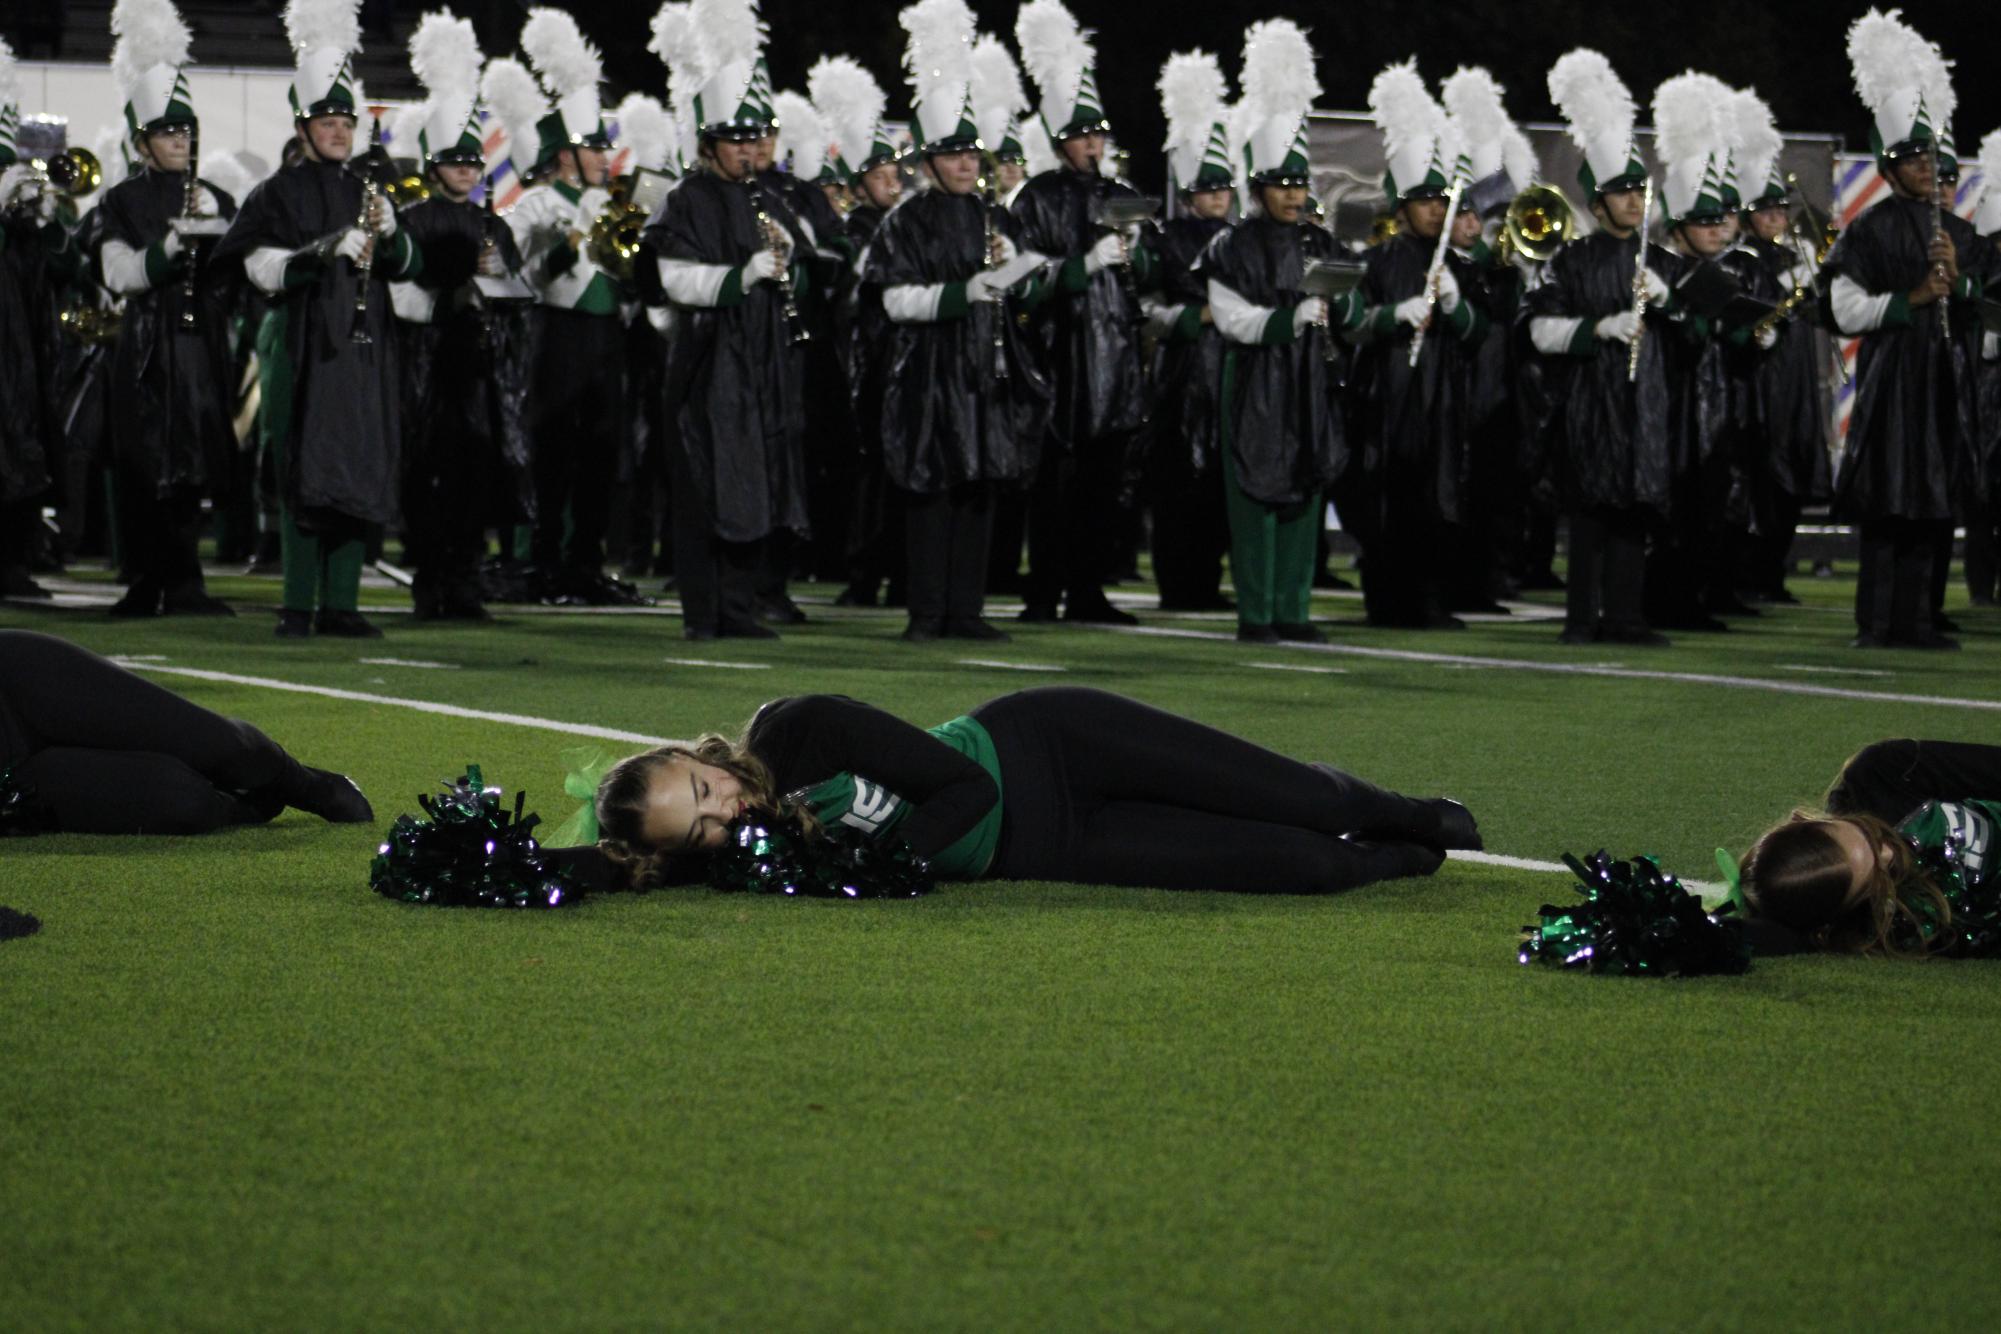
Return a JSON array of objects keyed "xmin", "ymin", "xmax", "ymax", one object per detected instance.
[
  {"xmin": 179, "ymin": 120, "xmax": 200, "ymax": 329},
  {"xmin": 1627, "ymin": 176, "xmax": 1655, "ymax": 384},
  {"xmin": 983, "ymin": 183, "xmax": 1009, "ymax": 382}
]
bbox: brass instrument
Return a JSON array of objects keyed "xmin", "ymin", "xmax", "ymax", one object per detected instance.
[
  {"xmin": 1367, "ymin": 212, "xmax": 1400, "ymax": 246},
  {"xmin": 384, "ymin": 173, "xmax": 431, "ymax": 208},
  {"xmin": 745, "ymin": 175, "xmax": 810, "ymax": 345},
  {"xmin": 1090, "ymin": 193, "xmax": 1158, "ymax": 304},
  {"xmin": 1628, "ymin": 176, "xmax": 1655, "ymax": 383},
  {"xmin": 45, "ymin": 146, "xmax": 102, "ymax": 196},
  {"xmin": 59, "ymin": 302, "xmax": 121, "ymax": 345},
  {"xmin": 1497, "ymin": 185, "xmax": 1576, "ymax": 264},
  {"xmin": 586, "ymin": 173, "xmax": 648, "ymax": 283},
  {"xmin": 180, "ymin": 121, "xmax": 201, "ymax": 330}
]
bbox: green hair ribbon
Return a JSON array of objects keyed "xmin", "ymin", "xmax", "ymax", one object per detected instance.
[
  {"xmin": 545, "ymin": 746, "xmax": 616, "ymax": 848},
  {"xmin": 1714, "ymin": 847, "xmax": 1745, "ymax": 913}
]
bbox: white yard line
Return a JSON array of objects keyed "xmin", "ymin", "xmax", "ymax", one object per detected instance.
[
  {"xmin": 957, "ymin": 659, "xmax": 1067, "ymax": 672},
  {"xmin": 1094, "ymin": 623, "xmax": 2001, "ymax": 712},
  {"xmin": 1246, "ymin": 661, "xmax": 1349, "ymax": 675},
  {"xmin": 663, "ymin": 657, "xmax": 772, "ymax": 670},
  {"xmin": 359, "ymin": 657, "xmax": 459, "ymax": 669}
]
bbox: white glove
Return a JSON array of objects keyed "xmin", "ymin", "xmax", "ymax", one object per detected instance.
[
  {"xmin": 1394, "ymin": 294, "xmax": 1433, "ymax": 329},
  {"xmin": 743, "ymin": 248, "xmax": 783, "ymax": 285},
  {"xmin": 1641, "ymin": 268, "xmax": 1670, "ymax": 305},
  {"xmin": 0, "ymin": 164, "xmax": 31, "ymax": 205},
  {"xmin": 1292, "ymin": 297, "xmax": 1329, "ymax": 333},
  {"xmin": 966, "ymin": 271, "xmax": 1007, "ymax": 304},
  {"xmin": 574, "ymin": 187, "xmax": 611, "ymax": 226},
  {"xmin": 334, "ymin": 228, "xmax": 371, "ymax": 264},
  {"xmin": 1756, "ymin": 325, "xmax": 1779, "ymax": 351},
  {"xmin": 989, "ymin": 232, "xmax": 1019, "ymax": 265},
  {"xmin": 1594, "ymin": 310, "xmax": 1642, "ymax": 344},
  {"xmin": 169, "ymin": 215, "xmax": 230, "ymax": 238},
  {"xmin": 372, "ymin": 196, "xmax": 398, "ymax": 237},
  {"xmin": 1783, "ymin": 261, "xmax": 1815, "ymax": 292},
  {"xmin": 1084, "ymin": 232, "xmax": 1126, "ymax": 274},
  {"xmin": 1436, "ymin": 266, "xmax": 1462, "ymax": 313},
  {"xmin": 160, "ymin": 228, "xmax": 186, "ymax": 259}
]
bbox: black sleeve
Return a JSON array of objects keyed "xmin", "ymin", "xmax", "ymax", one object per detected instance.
[
  {"xmin": 1824, "ymin": 739, "xmax": 2001, "ymax": 823},
  {"xmin": 748, "ymin": 695, "xmax": 1000, "ymax": 860}
]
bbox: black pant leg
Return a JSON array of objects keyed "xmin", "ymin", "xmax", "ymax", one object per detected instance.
[
  {"xmin": 1827, "ymin": 738, "xmax": 2001, "ymax": 821},
  {"xmin": 14, "ymin": 746, "xmax": 256, "ymax": 834},
  {"xmin": 669, "ymin": 439, "xmax": 721, "ymax": 633},
  {"xmin": 1963, "ymin": 512, "xmax": 1998, "ymax": 601},
  {"xmin": 530, "ymin": 310, "xmax": 623, "ymax": 574},
  {"xmin": 1602, "ymin": 516, "xmax": 1648, "ymax": 630},
  {"xmin": 902, "ymin": 489, "xmax": 949, "ymax": 623},
  {"xmin": 1929, "ymin": 520, "xmax": 1953, "ymax": 621},
  {"xmin": 1565, "ymin": 510, "xmax": 1604, "ymax": 632},
  {"xmin": 946, "ymin": 483, "xmax": 995, "ymax": 621},
  {"xmin": 1022, "ymin": 447, "xmax": 1072, "ymax": 609},
  {"xmin": 1069, "ymin": 800, "xmax": 1438, "ymax": 893}
]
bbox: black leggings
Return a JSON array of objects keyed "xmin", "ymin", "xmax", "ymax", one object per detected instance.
[
  {"xmin": 0, "ymin": 631, "xmax": 302, "ymax": 834},
  {"xmin": 973, "ymin": 687, "xmax": 1447, "ymax": 892}
]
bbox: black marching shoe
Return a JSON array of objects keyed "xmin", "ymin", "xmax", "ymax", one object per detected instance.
[
  {"xmin": 162, "ymin": 589, "xmax": 235, "ymax": 617},
  {"xmin": 274, "ymin": 608, "xmax": 314, "ymax": 638},
  {"xmin": 901, "ymin": 617, "xmax": 943, "ymax": 643},
  {"xmin": 718, "ymin": 618, "xmax": 780, "ymax": 640},
  {"xmin": 1599, "ymin": 621, "xmax": 1672, "ymax": 647},
  {"xmin": 1064, "ymin": 596, "xmax": 1138, "ymax": 626},
  {"xmin": 1556, "ymin": 623, "xmax": 1599, "ymax": 645},
  {"xmin": 1274, "ymin": 621, "xmax": 1325, "ymax": 643},
  {"xmin": 1427, "ymin": 798, "xmax": 1483, "ymax": 852},
  {"xmin": 757, "ymin": 596, "xmax": 808, "ymax": 625},
  {"xmin": 109, "ymin": 583, "xmax": 163, "ymax": 618},
  {"xmin": 944, "ymin": 617, "xmax": 1011, "ymax": 642},
  {"xmin": 1236, "ymin": 622, "xmax": 1281, "ymax": 644},
  {"xmin": 284, "ymin": 766, "xmax": 375, "ymax": 823},
  {"xmin": 314, "ymin": 609, "xmax": 384, "ymax": 639},
  {"xmin": 1017, "ymin": 602, "xmax": 1059, "ymax": 623}
]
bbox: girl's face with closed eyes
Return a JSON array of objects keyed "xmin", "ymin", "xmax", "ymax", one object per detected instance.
[{"xmin": 639, "ymin": 755, "xmax": 748, "ymax": 852}]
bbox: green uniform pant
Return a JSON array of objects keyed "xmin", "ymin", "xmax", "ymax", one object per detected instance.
[
  {"xmin": 1219, "ymin": 352, "xmax": 1319, "ymax": 627},
  {"xmin": 257, "ymin": 309, "xmax": 363, "ymax": 614}
]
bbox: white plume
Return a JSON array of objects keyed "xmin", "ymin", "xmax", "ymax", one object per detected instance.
[
  {"xmin": 1651, "ymin": 72, "xmax": 1727, "ymax": 174},
  {"xmin": 521, "ymin": 7, "xmax": 602, "ymax": 100},
  {"xmin": 200, "ymin": 148, "xmax": 260, "ymax": 205},
  {"xmin": 283, "ymin": 0, "xmax": 361, "ymax": 60},
  {"xmin": 901, "ymin": 0, "xmax": 975, "ymax": 135},
  {"xmin": 615, "ymin": 92, "xmax": 674, "ymax": 172},
  {"xmin": 1976, "ymin": 127, "xmax": 2001, "ymax": 233},
  {"xmin": 1848, "ymin": 9, "xmax": 1918, "ymax": 118},
  {"xmin": 771, "ymin": 90, "xmax": 827, "ymax": 178},
  {"xmin": 1016, "ymin": 0, "xmax": 1091, "ymax": 120},
  {"xmin": 1368, "ymin": 60, "xmax": 1436, "ymax": 161},
  {"xmin": 1548, "ymin": 48, "xmax": 1633, "ymax": 153},
  {"xmin": 969, "ymin": 34, "xmax": 1029, "ymax": 151},
  {"xmin": 1241, "ymin": 19, "xmax": 1319, "ymax": 121},
  {"xmin": 694, "ymin": 0, "xmax": 766, "ymax": 70},
  {"xmin": 111, "ymin": 0, "xmax": 193, "ymax": 103},
  {"xmin": 1983, "ymin": 128, "xmax": 2001, "ymax": 177},
  {"xmin": 409, "ymin": 10, "xmax": 481, "ymax": 103},
  {"xmin": 0, "ymin": 37, "xmax": 18, "ymax": 109},
  {"xmin": 1727, "ymin": 87, "xmax": 1782, "ymax": 196},
  {"xmin": 1442, "ymin": 66, "xmax": 1510, "ymax": 180},
  {"xmin": 480, "ymin": 56, "xmax": 546, "ymax": 164},
  {"xmin": 1159, "ymin": 50, "xmax": 1226, "ymax": 150},
  {"xmin": 809, "ymin": 55, "xmax": 885, "ymax": 169},
  {"xmin": 388, "ymin": 99, "xmax": 430, "ymax": 143},
  {"xmin": 1502, "ymin": 124, "xmax": 1539, "ymax": 189},
  {"xmin": 1022, "ymin": 124, "xmax": 1058, "ymax": 175}
]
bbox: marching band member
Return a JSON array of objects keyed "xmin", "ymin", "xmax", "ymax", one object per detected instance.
[{"xmin": 214, "ymin": 0, "xmax": 422, "ymax": 639}]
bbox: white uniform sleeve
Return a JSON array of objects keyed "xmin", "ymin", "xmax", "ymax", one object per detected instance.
[
  {"xmin": 1829, "ymin": 273, "xmax": 1898, "ymax": 334},
  {"xmin": 658, "ymin": 256, "xmax": 737, "ymax": 307},
  {"xmin": 882, "ymin": 283, "xmax": 946, "ymax": 323},
  {"xmin": 1142, "ymin": 294, "xmax": 1186, "ymax": 340},
  {"xmin": 1531, "ymin": 316, "xmax": 1587, "ymax": 355},
  {"xmin": 99, "ymin": 238, "xmax": 155, "ymax": 295},
  {"xmin": 244, "ymin": 245, "xmax": 295, "ymax": 297},
  {"xmin": 1207, "ymin": 278, "xmax": 1278, "ymax": 345}
]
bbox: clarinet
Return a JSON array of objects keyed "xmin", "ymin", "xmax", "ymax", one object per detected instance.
[
  {"xmin": 745, "ymin": 176, "xmax": 810, "ymax": 346},
  {"xmin": 179, "ymin": 120, "xmax": 200, "ymax": 330},
  {"xmin": 348, "ymin": 168, "xmax": 378, "ymax": 346},
  {"xmin": 983, "ymin": 184, "xmax": 1009, "ymax": 383}
]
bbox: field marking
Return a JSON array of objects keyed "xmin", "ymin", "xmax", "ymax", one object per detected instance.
[
  {"xmin": 1093, "ymin": 624, "xmax": 2001, "ymax": 713},
  {"xmin": 359, "ymin": 657, "xmax": 458, "ymax": 669},
  {"xmin": 957, "ymin": 659, "xmax": 1067, "ymax": 672},
  {"xmin": 115, "ymin": 661, "xmax": 674, "ymax": 746},
  {"xmin": 663, "ymin": 657, "xmax": 772, "ymax": 670},
  {"xmin": 1776, "ymin": 662, "xmax": 1895, "ymax": 678},
  {"xmin": 1246, "ymin": 661, "xmax": 1349, "ymax": 675}
]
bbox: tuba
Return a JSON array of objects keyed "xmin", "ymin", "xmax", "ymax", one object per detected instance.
[{"xmin": 1497, "ymin": 185, "xmax": 1576, "ymax": 264}]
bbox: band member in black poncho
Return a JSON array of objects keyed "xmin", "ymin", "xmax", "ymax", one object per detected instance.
[
  {"xmin": 648, "ymin": 0, "xmax": 810, "ymax": 641},
  {"xmin": 390, "ymin": 13, "xmax": 533, "ymax": 624},
  {"xmin": 1824, "ymin": 11, "xmax": 1997, "ymax": 650},
  {"xmin": 212, "ymin": 0, "xmax": 422, "ymax": 640},
  {"xmin": 95, "ymin": 0, "xmax": 238, "ymax": 618},
  {"xmin": 865, "ymin": 0, "xmax": 1053, "ymax": 644},
  {"xmin": 1010, "ymin": 0, "xmax": 1155, "ymax": 626},
  {"xmin": 1144, "ymin": 52, "xmax": 1236, "ymax": 614},
  {"xmin": 1529, "ymin": 50, "xmax": 1687, "ymax": 648},
  {"xmin": 1204, "ymin": 20, "xmax": 1356, "ymax": 646},
  {"xmin": 1348, "ymin": 62, "xmax": 1489, "ymax": 632}
]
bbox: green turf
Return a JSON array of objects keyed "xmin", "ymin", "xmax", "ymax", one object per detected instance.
[{"xmin": 5, "ymin": 569, "xmax": 2000, "ymax": 1329}]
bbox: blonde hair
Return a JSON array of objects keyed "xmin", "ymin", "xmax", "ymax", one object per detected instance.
[
  {"xmin": 1738, "ymin": 809, "xmax": 1953, "ymax": 957},
  {"xmin": 593, "ymin": 731, "xmax": 783, "ymax": 891}
]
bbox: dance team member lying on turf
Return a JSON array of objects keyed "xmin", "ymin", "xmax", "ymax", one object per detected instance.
[
  {"xmin": 1734, "ymin": 740, "xmax": 2001, "ymax": 955},
  {"xmin": 0, "ymin": 631, "xmax": 373, "ymax": 834},
  {"xmin": 587, "ymin": 687, "xmax": 1482, "ymax": 893}
]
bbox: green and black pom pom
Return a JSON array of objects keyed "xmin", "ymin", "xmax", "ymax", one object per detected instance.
[
  {"xmin": 1520, "ymin": 851, "xmax": 1750, "ymax": 977},
  {"xmin": 369, "ymin": 766, "xmax": 579, "ymax": 909},
  {"xmin": 711, "ymin": 806, "xmax": 933, "ymax": 899}
]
